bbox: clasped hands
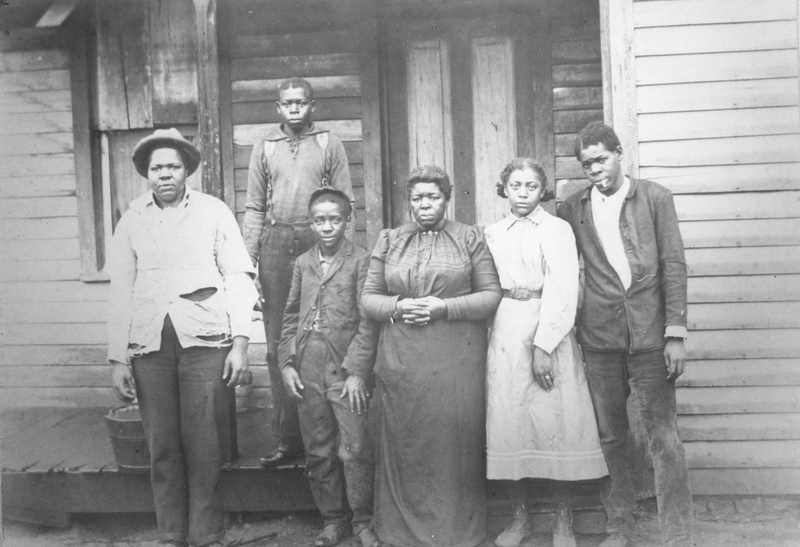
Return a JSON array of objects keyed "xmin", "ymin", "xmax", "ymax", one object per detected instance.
[{"xmin": 395, "ymin": 296, "xmax": 447, "ymax": 326}]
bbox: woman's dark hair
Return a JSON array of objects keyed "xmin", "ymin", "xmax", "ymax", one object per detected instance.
[
  {"xmin": 406, "ymin": 165, "xmax": 452, "ymax": 202},
  {"xmin": 496, "ymin": 158, "xmax": 554, "ymax": 201},
  {"xmin": 573, "ymin": 121, "xmax": 621, "ymax": 159}
]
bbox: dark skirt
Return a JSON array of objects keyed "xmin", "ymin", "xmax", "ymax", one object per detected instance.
[{"xmin": 373, "ymin": 318, "xmax": 487, "ymax": 547}]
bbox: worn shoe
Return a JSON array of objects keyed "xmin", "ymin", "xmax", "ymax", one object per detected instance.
[
  {"xmin": 259, "ymin": 441, "xmax": 304, "ymax": 467},
  {"xmin": 356, "ymin": 527, "xmax": 381, "ymax": 547},
  {"xmin": 599, "ymin": 531, "xmax": 636, "ymax": 547},
  {"xmin": 314, "ymin": 523, "xmax": 352, "ymax": 547},
  {"xmin": 495, "ymin": 503, "xmax": 531, "ymax": 547}
]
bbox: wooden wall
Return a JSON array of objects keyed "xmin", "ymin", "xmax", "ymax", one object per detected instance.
[
  {"xmin": 629, "ymin": 0, "xmax": 800, "ymax": 494},
  {"xmin": 551, "ymin": 6, "xmax": 605, "ymax": 203},
  {"xmin": 0, "ymin": 27, "xmax": 117, "ymax": 408}
]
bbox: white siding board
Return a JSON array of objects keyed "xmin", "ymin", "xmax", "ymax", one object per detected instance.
[
  {"xmin": 640, "ymin": 163, "xmax": 800, "ymax": 193},
  {"xmin": 636, "ymin": 50, "xmax": 798, "ymax": 86},
  {"xmin": 679, "ymin": 413, "xmax": 800, "ymax": 441},
  {"xmin": 673, "ymin": 191, "xmax": 800, "ymax": 221},
  {"xmin": 686, "ymin": 245, "xmax": 800, "ymax": 276},
  {"xmin": 688, "ymin": 302, "xmax": 800, "ymax": 330},
  {"xmin": 634, "ymin": 21, "xmax": 798, "ymax": 56},
  {"xmin": 678, "ymin": 385, "xmax": 800, "ymax": 413},
  {"xmin": 688, "ymin": 275, "xmax": 800, "ymax": 304},
  {"xmin": 638, "ymin": 107, "xmax": 800, "ymax": 142},
  {"xmin": 679, "ymin": 360, "xmax": 800, "ymax": 387},
  {"xmin": 637, "ymin": 79, "xmax": 799, "ymax": 114},
  {"xmin": 633, "ymin": 0, "xmax": 797, "ymax": 28},
  {"xmin": 639, "ymin": 135, "xmax": 800, "ymax": 167},
  {"xmin": 680, "ymin": 218, "xmax": 800, "ymax": 248}
]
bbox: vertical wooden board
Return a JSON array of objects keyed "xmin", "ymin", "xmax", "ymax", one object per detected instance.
[
  {"xmin": 194, "ymin": 0, "xmax": 223, "ymax": 199},
  {"xmin": 120, "ymin": 0, "xmax": 154, "ymax": 129},
  {"xmin": 68, "ymin": 20, "xmax": 102, "ymax": 280},
  {"xmin": 471, "ymin": 36, "xmax": 517, "ymax": 226},
  {"xmin": 357, "ymin": 17, "xmax": 386, "ymax": 246},
  {"xmin": 601, "ymin": 0, "xmax": 638, "ymax": 177},
  {"xmin": 449, "ymin": 32, "xmax": 475, "ymax": 226},
  {"xmin": 406, "ymin": 39, "xmax": 455, "ymax": 220},
  {"xmin": 149, "ymin": 0, "xmax": 198, "ymax": 124},
  {"xmin": 637, "ymin": 78, "xmax": 800, "ymax": 114},
  {"xmin": 532, "ymin": 11, "xmax": 555, "ymax": 192},
  {"xmin": 94, "ymin": 0, "xmax": 129, "ymax": 130}
]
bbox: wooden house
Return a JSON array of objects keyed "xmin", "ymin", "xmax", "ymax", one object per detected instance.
[{"xmin": 1, "ymin": 0, "xmax": 799, "ymax": 517}]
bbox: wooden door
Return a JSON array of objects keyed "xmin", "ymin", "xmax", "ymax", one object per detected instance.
[{"xmin": 383, "ymin": 10, "xmax": 547, "ymax": 227}]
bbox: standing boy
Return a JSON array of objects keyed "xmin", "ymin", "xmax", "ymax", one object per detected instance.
[
  {"xmin": 279, "ymin": 187, "xmax": 379, "ymax": 547},
  {"xmin": 242, "ymin": 77, "xmax": 355, "ymax": 466},
  {"xmin": 558, "ymin": 122, "xmax": 692, "ymax": 547}
]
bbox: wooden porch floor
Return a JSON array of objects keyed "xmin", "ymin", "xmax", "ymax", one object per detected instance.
[
  {"xmin": 1, "ymin": 406, "xmax": 315, "ymax": 515},
  {"xmin": 1, "ymin": 406, "xmax": 607, "ymax": 527}
]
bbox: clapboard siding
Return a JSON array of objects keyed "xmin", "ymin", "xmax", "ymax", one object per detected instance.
[
  {"xmin": 628, "ymin": 0, "xmax": 800, "ymax": 494},
  {"xmin": 0, "ymin": 32, "xmax": 116, "ymax": 407}
]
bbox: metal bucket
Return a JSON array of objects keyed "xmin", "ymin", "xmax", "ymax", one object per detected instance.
[{"xmin": 105, "ymin": 404, "xmax": 150, "ymax": 474}]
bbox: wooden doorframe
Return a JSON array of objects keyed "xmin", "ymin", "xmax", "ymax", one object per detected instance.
[
  {"xmin": 380, "ymin": 8, "xmax": 546, "ymax": 227},
  {"xmin": 600, "ymin": 0, "xmax": 639, "ymax": 178}
]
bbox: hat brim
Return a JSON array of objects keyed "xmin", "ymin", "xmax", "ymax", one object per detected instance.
[{"xmin": 132, "ymin": 135, "xmax": 202, "ymax": 178}]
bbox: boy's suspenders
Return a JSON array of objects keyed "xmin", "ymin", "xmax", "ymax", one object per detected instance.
[{"xmin": 263, "ymin": 133, "xmax": 339, "ymax": 225}]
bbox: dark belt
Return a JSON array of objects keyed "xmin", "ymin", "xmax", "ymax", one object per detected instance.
[{"xmin": 502, "ymin": 287, "xmax": 542, "ymax": 301}]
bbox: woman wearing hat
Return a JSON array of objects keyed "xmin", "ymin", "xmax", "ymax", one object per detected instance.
[{"xmin": 107, "ymin": 128, "xmax": 259, "ymax": 547}]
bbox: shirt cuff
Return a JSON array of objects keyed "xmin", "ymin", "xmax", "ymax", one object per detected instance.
[
  {"xmin": 533, "ymin": 330, "xmax": 561, "ymax": 355},
  {"xmin": 664, "ymin": 325, "xmax": 689, "ymax": 339}
]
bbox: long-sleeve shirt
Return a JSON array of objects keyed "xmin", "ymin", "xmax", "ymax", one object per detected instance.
[
  {"xmin": 484, "ymin": 206, "xmax": 579, "ymax": 354},
  {"xmin": 241, "ymin": 122, "xmax": 354, "ymax": 263},
  {"xmin": 558, "ymin": 177, "xmax": 688, "ymax": 353},
  {"xmin": 106, "ymin": 187, "xmax": 258, "ymax": 365}
]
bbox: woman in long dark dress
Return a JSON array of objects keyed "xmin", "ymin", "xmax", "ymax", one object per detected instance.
[{"xmin": 362, "ymin": 165, "xmax": 501, "ymax": 547}]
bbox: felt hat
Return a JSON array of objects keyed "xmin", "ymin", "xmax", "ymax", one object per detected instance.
[
  {"xmin": 132, "ymin": 128, "xmax": 201, "ymax": 178},
  {"xmin": 308, "ymin": 186, "xmax": 353, "ymax": 216}
]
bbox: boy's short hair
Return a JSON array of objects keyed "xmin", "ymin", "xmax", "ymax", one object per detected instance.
[
  {"xmin": 308, "ymin": 186, "xmax": 352, "ymax": 217},
  {"xmin": 573, "ymin": 121, "xmax": 621, "ymax": 159},
  {"xmin": 496, "ymin": 157, "xmax": 554, "ymax": 201},
  {"xmin": 278, "ymin": 77, "xmax": 314, "ymax": 100},
  {"xmin": 406, "ymin": 165, "xmax": 452, "ymax": 202}
]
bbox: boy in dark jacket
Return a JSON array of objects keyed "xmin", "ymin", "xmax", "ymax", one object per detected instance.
[
  {"xmin": 558, "ymin": 122, "xmax": 692, "ymax": 547},
  {"xmin": 278, "ymin": 187, "xmax": 379, "ymax": 547}
]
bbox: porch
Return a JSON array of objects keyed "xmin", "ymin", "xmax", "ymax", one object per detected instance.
[{"xmin": 0, "ymin": 405, "xmax": 608, "ymax": 531}]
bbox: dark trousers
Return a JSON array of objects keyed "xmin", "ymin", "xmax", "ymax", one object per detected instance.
[
  {"xmin": 297, "ymin": 331, "xmax": 375, "ymax": 532},
  {"xmin": 583, "ymin": 348, "xmax": 693, "ymax": 546},
  {"xmin": 259, "ymin": 223, "xmax": 316, "ymax": 447},
  {"xmin": 132, "ymin": 315, "xmax": 229, "ymax": 546}
]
